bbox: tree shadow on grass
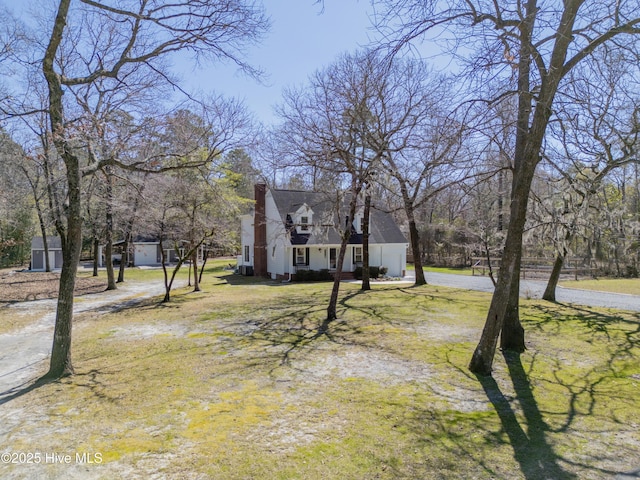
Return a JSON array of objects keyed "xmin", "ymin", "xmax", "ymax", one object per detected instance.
[
  {"xmin": 222, "ymin": 286, "xmax": 397, "ymax": 371},
  {"xmin": 243, "ymin": 307, "xmax": 370, "ymax": 369},
  {"xmin": 0, "ymin": 374, "xmax": 58, "ymax": 406},
  {"xmin": 475, "ymin": 345, "xmax": 640, "ymax": 479},
  {"xmin": 477, "ymin": 351, "xmax": 577, "ymax": 480},
  {"xmin": 529, "ymin": 302, "xmax": 640, "ymax": 349}
]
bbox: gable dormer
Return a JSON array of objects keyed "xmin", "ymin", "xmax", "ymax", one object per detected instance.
[{"xmin": 293, "ymin": 203, "xmax": 313, "ymax": 234}]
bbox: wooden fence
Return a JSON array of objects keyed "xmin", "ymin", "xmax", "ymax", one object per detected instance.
[{"xmin": 471, "ymin": 257, "xmax": 597, "ymax": 280}]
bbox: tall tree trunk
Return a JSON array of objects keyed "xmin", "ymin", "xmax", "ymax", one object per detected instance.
[
  {"xmin": 104, "ymin": 168, "xmax": 116, "ymax": 290},
  {"xmin": 495, "ymin": 0, "xmax": 582, "ymax": 357},
  {"xmin": 361, "ymin": 193, "xmax": 371, "ymax": 291},
  {"xmin": 92, "ymin": 236, "xmax": 99, "ymax": 277},
  {"xmin": 160, "ymin": 237, "xmax": 173, "ymax": 302},
  {"xmin": 43, "ymin": 231, "xmax": 51, "ymax": 273},
  {"xmin": 468, "ymin": 0, "xmax": 580, "ymax": 370},
  {"xmin": 117, "ymin": 233, "xmax": 130, "ymax": 283},
  {"xmin": 543, "ymin": 250, "xmax": 566, "ymax": 301},
  {"xmin": 104, "ymin": 237, "xmax": 116, "ymax": 290},
  {"xmin": 497, "ymin": 0, "xmax": 538, "ymax": 355},
  {"xmin": 408, "ymin": 218, "xmax": 426, "ymax": 285},
  {"xmin": 326, "ymin": 189, "xmax": 359, "ymax": 323},
  {"xmin": 43, "ymin": 0, "xmax": 79, "ymax": 379},
  {"xmin": 400, "ymin": 182, "xmax": 426, "ymax": 286},
  {"xmin": 198, "ymin": 247, "xmax": 209, "ymax": 284},
  {"xmin": 192, "ymin": 247, "xmax": 200, "ymax": 292}
]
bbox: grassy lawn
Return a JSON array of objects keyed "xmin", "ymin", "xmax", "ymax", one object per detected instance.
[
  {"xmin": 560, "ymin": 277, "xmax": 640, "ymax": 295},
  {"xmin": 1, "ymin": 267, "xmax": 639, "ymax": 479},
  {"xmin": 406, "ymin": 263, "xmax": 474, "ymax": 275},
  {"xmin": 95, "ymin": 256, "xmax": 236, "ymax": 282},
  {"xmin": 424, "ymin": 266, "xmax": 474, "ymax": 275}
]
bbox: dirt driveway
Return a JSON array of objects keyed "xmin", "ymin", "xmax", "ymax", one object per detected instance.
[{"xmin": 0, "ymin": 272, "xmax": 171, "ymax": 401}]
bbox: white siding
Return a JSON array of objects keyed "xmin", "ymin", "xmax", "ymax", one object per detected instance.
[
  {"xmin": 369, "ymin": 245, "xmax": 383, "ymax": 268},
  {"xmin": 379, "ymin": 244, "xmax": 407, "ymax": 277},
  {"xmin": 134, "ymin": 244, "xmax": 159, "ymax": 266},
  {"xmin": 308, "ymin": 248, "xmax": 326, "ymax": 271}
]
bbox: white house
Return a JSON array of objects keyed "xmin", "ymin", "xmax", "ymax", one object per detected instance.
[
  {"xmin": 239, "ymin": 184, "xmax": 408, "ymax": 280},
  {"xmin": 30, "ymin": 236, "xmax": 63, "ymax": 271}
]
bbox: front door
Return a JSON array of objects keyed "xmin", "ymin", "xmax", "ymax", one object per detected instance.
[{"xmin": 329, "ymin": 248, "xmax": 337, "ymax": 270}]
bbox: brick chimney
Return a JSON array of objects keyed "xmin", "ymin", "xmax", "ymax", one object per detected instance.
[{"xmin": 253, "ymin": 183, "xmax": 268, "ymax": 277}]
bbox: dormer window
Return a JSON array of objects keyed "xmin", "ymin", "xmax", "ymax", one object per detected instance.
[{"xmin": 294, "ymin": 204, "xmax": 314, "ymax": 234}]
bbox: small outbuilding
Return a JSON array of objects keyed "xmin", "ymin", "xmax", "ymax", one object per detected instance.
[
  {"xmin": 99, "ymin": 236, "xmax": 182, "ymax": 267},
  {"xmin": 30, "ymin": 236, "xmax": 63, "ymax": 271}
]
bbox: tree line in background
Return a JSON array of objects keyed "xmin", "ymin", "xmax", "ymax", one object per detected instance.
[
  {"xmin": 0, "ymin": 0, "xmax": 638, "ymax": 378},
  {"xmin": 0, "ymin": 0, "xmax": 268, "ymax": 378}
]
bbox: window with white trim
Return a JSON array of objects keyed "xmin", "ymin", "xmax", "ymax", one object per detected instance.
[
  {"xmin": 353, "ymin": 246, "xmax": 363, "ymax": 264},
  {"xmin": 294, "ymin": 247, "xmax": 309, "ymax": 266}
]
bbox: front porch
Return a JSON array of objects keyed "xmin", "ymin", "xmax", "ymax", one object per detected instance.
[{"xmin": 286, "ymin": 245, "xmax": 364, "ymax": 279}]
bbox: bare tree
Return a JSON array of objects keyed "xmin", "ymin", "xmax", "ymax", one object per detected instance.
[
  {"xmin": 276, "ymin": 50, "xmax": 392, "ymax": 323},
  {"xmin": 537, "ymin": 47, "xmax": 640, "ymax": 297},
  {"xmin": 374, "ymin": 0, "xmax": 640, "ymax": 374},
  {"xmin": 2, "ymin": 0, "xmax": 270, "ymax": 379}
]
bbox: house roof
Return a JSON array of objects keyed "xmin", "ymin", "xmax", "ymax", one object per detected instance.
[
  {"xmin": 113, "ymin": 235, "xmax": 159, "ymax": 246},
  {"xmin": 269, "ymin": 188, "xmax": 406, "ymax": 246},
  {"xmin": 31, "ymin": 236, "xmax": 62, "ymax": 249}
]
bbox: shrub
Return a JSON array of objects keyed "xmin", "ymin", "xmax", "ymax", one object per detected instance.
[
  {"xmin": 354, "ymin": 266, "xmax": 362, "ymax": 280},
  {"xmin": 295, "ymin": 269, "xmax": 332, "ymax": 282},
  {"xmin": 369, "ymin": 266, "xmax": 380, "ymax": 279},
  {"xmin": 354, "ymin": 266, "xmax": 388, "ymax": 280},
  {"xmin": 318, "ymin": 269, "xmax": 332, "ymax": 281}
]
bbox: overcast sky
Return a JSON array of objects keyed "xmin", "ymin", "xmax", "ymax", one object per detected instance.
[{"xmin": 177, "ymin": 1, "xmax": 377, "ymax": 126}]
